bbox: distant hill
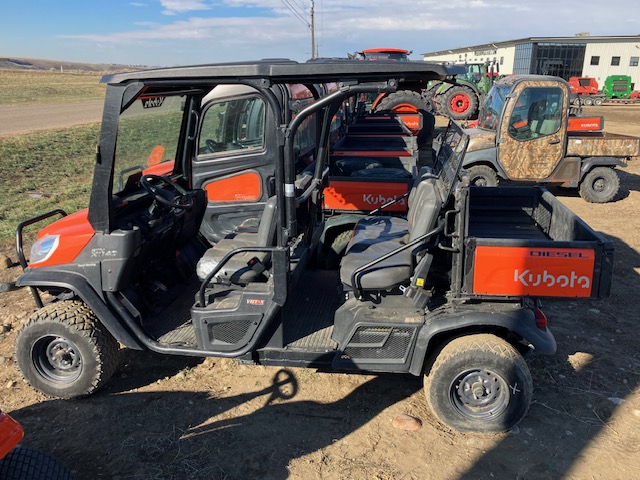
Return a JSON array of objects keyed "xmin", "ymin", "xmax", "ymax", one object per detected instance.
[{"xmin": 0, "ymin": 57, "xmax": 145, "ymax": 73}]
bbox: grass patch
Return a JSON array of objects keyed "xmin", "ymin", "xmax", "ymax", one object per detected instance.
[
  {"xmin": 0, "ymin": 70, "xmax": 105, "ymax": 105},
  {"xmin": 0, "ymin": 124, "xmax": 99, "ymax": 242}
]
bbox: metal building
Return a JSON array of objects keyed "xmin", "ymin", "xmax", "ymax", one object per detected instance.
[{"xmin": 421, "ymin": 35, "xmax": 640, "ymax": 88}]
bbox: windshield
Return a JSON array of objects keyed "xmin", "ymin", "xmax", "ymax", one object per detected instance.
[
  {"xmin": 115, "ymin": 94, "xmax": 186, "ymax": 192},
  {"xmin": 478, "ymin": 84, "xmax": 509, "ymax": 130}
]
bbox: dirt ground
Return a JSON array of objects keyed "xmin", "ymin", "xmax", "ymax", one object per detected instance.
[{"xmin": 1, "ymin": 106, "xmax": 639, "ymax": 480}]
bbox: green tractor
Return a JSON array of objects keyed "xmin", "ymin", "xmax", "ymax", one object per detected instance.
[{"xmin": 426, "ymin": 62, "xmax": 497, "ymax": 120}]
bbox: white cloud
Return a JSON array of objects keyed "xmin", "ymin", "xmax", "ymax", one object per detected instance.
[
  {"xmin": 58, "ymin": 0, "xmax": 640, "ymax": 65},
  {"xmin": 160, "ymin": 0, "xmax": 212, "ymax": 15}
]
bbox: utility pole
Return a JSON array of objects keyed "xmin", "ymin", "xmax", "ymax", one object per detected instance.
[{"xmin": 310, "ymin": 0, "xmax": 316, "ymax": 59}]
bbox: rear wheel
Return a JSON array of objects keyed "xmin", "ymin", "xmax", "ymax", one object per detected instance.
[
  {"xmin": 593, "ymin": 97, "xmax": 603, "ymax": 106},
  {"xmin": 465, "ymin": 165, "xmax": 499, "ymax": 187},
  {"xmin": 579, "ymin": 167, "xmax": 620, "ymax": 203},
  {"xmin": 375, "ymin": 90, "xmax": 434, "ymax": 145},
  {"xmin": 442, "ymin": 86, "xmax": 478, "ymax": 120},
  {"xmin": 15, "ymin": 300, "xmax": 119, "ymax": 398},
  {"xmin": 424, "ymin": 334, "xmax": 533, "ymax": 433}
]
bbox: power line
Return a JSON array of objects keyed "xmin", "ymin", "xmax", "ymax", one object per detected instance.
[{"xmin": 280, "ymin": 0, "xmax": 309, "ymax": 26}]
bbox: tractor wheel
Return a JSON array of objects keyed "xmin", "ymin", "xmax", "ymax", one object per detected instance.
[
  {"xmin": 583, "ymin": 96, "xmax": 594, "ymax": 106},
  {"xmin": 442, "ymin": 86, "xmax": 479, "ymax": 120},
  {"xmin": 424, "ymin": 334, "xmax": 533, "ymax": 433},
  {"xmin": 0, "ymin": 447, "xmax": 73, "ymax": 480},
  {"xmin": 594, "ymin": 97, "xmax": 603, "ymax": 106},
  {"xmin": 465, "ymin": 165, "xmax": 499, "ymax": 187},
  {"xmin": 375, "ymin": 90, "xmax": 435, "ymax": 145},
  {"xmin": 15, "ymin": 300, "xmax": 119, "ymax": 399},
  {"xmin": 579, "ymin": 167, "xmax": 620, "ymax": 203}
]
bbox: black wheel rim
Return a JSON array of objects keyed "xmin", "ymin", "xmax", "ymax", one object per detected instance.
[
  {"xmin": 592, "ymin": 176, "xmax": 607, "ymax": 193},
  {"xmin": 449, "ymin": 368, "xmax": 509, "ymax": 420},
  {"xmin": 32, "ymin": 335, "xmax": 83, "ymax": 384},
  {"xmin": 472, "ymin": 177, "xmax": 488, "ymax": 187}
]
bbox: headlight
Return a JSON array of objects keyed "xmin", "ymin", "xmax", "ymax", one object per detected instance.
[{"xmin": 30, "ymin": 235, "xmax": 59, "ymax": 264}]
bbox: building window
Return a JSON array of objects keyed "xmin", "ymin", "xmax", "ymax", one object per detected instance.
[
  {"xmin": 611, "ymin": 56, "xmax": 620, "ymax": 66},
  {"xmin": 500, "ymin": 56, "xmax": 504, "ymax": 65},
  {"xmin": 590, "ymin": 56, "xmax": 599, "ymax": 66},
  {"xmin": 631, "ymin": 56, "xmax": 639, "ymax": 67}
]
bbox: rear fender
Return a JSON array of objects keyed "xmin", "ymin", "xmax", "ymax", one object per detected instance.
[
  {"xmin": 409, "ymin": 307, "xmax": 556, "ymax": 376},
  {"xmin": 15, "ymin": 269, "xmax": 144, "ymax": 350},
  {"xmin": 580, "ymin": 157, "xmax": 627, "ymax": 178}
]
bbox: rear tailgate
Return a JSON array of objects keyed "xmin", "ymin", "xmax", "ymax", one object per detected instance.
[{"xmin": 463, "ymin": 187, "xmax": 614, "ymax": 299}]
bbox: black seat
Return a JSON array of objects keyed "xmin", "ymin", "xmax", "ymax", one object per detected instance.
[
  {"xmin": 196, "ymin": 196, "xmax": 277, "ymax": 284},
  {"xmin": 339, "ymin": 172, "xmax": 442, "ymax": 290}
]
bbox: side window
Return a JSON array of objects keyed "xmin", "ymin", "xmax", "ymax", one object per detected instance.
[
  {"xmin": 199, "ymin": 97, "xmax": 265, "ymax": 155},
  {"xmin": 508, "ymin": 87, "xmax": 563, "ymax": 141}
]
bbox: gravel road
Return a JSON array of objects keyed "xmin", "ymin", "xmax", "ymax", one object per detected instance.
[{"xmin": 0, "ymin": 100, "xmax": 103, "ymax": 137}]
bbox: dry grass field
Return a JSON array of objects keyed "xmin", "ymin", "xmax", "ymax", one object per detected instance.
[{"xmin": 0, "ymin": 70, "xmax": 105, "ymax": 106}]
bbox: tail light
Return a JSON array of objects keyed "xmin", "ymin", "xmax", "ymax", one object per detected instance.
[{"xmin": 534, "ymin": 308, "xmax": 548, "ymax": 330}]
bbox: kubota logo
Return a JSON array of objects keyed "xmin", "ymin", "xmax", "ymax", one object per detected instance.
[
  {"xmin": 362, "ymin": 194, "xmax": 406, "ymax": 205},
  {"xmin": 514, "ymin": 269, "xmax": 590, "ymax": 289}
]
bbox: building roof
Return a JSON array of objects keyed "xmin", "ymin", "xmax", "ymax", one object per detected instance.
[{"xmin": 421, "ymin": 35, "xmax": 640, "ymax": 57}]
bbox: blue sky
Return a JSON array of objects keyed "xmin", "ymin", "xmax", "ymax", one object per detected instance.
[{"xmin": 1, "ymin": 0, "xmax": 639, "ymax": 66}]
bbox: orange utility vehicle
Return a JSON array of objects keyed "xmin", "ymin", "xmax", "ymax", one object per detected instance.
[{"xmin": 8, "ymin": 60, "xmax": 613, "ymax": 434}]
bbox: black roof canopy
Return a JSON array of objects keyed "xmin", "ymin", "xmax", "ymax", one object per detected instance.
[{"xmin": 101, "ymin": 58, "xmax": 463, "ymax": 86}]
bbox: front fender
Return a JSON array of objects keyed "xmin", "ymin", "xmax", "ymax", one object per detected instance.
[
  {"xmin": 16, "ymin": 269, "xmax": 144, "ymax": 350},
  {"xmin": 409, "ymin": 306, "xmax": 556, "ymax": 375}
]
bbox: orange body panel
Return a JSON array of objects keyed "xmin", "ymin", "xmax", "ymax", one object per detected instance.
[
  {"xmin": 0, "ymin": 412, "xmax": 24, "ymax": 459},
  {"xmin": 31, "ymin": 209, "xmax": 95, "ymax": 268},
  {"xmin": 323, "ymin": 180, "xmax": 408, "ymax": 212},
  {"xmin": 473, "ymin": 246, "xmax": 595, "ymax": 297},
  {"xmin": 568, "ymin": 116, "xmax": 603, "ymax": 132},
  {"xmin": 142, "ymin": 160, "xmax": 175, "ymax": 177},
  {"xmin": 204, "ymin": 171, "xmax": 261, "ymax": 202}
]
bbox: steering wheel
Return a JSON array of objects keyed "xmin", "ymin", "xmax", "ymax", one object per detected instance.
[{"xmin": 140, "ymin": 174, "xmax": 193, "ymax": 210}]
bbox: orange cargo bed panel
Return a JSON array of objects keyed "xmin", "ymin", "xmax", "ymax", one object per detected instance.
[
  {"xmin": 472, "ymin": 246, "xmax": 595, "ymax": 298},
  {"xmin": 568, "ymin": 116, "xmax": 604, "ymax": 132},
  {"xmin": 324, "ymin": 180, "xmax": 408, "ymax": 212}
]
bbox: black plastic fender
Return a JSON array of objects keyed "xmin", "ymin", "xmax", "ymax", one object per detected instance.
[
  {"xmin": 408, "ymin": 306, "xmax": 556, "ymax": 376},
  {"xmin": 15, "ymin": 269, "xmax": 144, "ymax": 350},
  {"xmin": 580, "ymin": 156, "xmax": 627, "ymax": 179}
]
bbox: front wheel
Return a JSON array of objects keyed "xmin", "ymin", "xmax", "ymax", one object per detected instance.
[
  {"xmin": 579, "ymin": 167, "xmax": 620, "ymax": 203},
  {"xmin": 15, "ymin": 300, "xmax": 119, "ymax": 398},
  {"xmin": 465, "ymin": 165, "xmax": 499, "ymax": 187},
  {"xmin": 424, "ymin": 334, "xmax": 533, "ymax": 433},
  {"xmin": 442, "ymin": 86, "xmax": 478, "ymax": 120}
]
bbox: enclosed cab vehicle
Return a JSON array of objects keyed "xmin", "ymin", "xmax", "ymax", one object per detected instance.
[
  {"xmin": 11, "ymin": 60, "xmax": 613, "ymax": 433},
  {"xmin": 462, "ymin": 75, "xmax": 640, "ymax": 202}
]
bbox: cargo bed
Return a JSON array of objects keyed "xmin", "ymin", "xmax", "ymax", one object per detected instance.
[
  {"xmin": 461, "ymin": 186, "xmax": 614, "ymax": 299},
  {"xmin": 567, "ymin": 130, "xmax": 640, "ymax": 157}
]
